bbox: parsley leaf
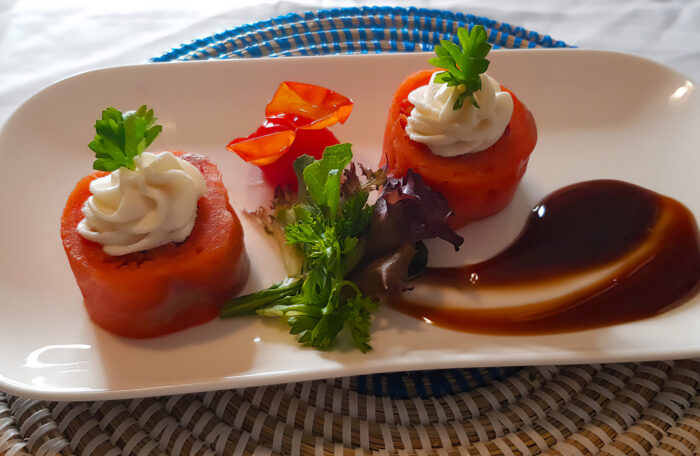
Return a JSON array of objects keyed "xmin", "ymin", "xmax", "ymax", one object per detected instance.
[
  {"xmin": 301, "ymin": 143, "xmax": 352, "ymax": 221},
  {"xmin": 344, "ymin": 293, "xmax": 379, "ymax": 353},
  {"xmin": 88, "ymin": 105, "xmax": 162, "ymax": 171},
  {"xmin": 428, "ymin": 25, "xmax": 492, "ymax": 110}
]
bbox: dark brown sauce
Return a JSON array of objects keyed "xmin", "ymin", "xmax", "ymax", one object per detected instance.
[{"xmin": 388, "ymin": 180, "xmax": 700, "ymax": 335}]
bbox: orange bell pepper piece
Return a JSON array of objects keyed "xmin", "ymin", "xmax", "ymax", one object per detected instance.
[{"xmin": 227, "ymin": 82, "xmax": 353, "ymax": 166}]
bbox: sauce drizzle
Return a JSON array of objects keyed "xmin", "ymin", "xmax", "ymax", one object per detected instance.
[{"xmin": 388, "ymin": 180, "xmax": 700, "ymax": 334}]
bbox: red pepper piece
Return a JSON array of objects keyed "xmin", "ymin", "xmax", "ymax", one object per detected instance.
[{"xmin": 227, "ymin": 82, "xmax": 353, "ymax": 188}]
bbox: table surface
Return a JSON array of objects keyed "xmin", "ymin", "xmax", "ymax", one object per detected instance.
[{"xmin": 1, "ymin": 0, "xmax": 699, "ymax": 131}]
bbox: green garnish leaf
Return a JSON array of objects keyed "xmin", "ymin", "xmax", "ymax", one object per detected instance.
[
  {"xmin": 428, "ymin": 25, "xmax": 492, "ymax": 110},
  {"xmin": 292, "ymin": 154, "xmax": 315, "ymax": 201},
  {"xmin": 88, "ymin": 105, "xmax": 162, "ymax": 171},
  {"xmin": 301, "ymin": 143, "xmax": 352, "ymax": 221},
  {"xmin": 345, "ymin": 294, "xmax": 379, "ymax": 353}
]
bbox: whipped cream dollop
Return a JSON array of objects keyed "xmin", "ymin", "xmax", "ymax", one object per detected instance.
[
  {"xmin": 405, "ymin": 72, "xmax": 514, "ymax": 157},
  {"xmin": 78, "ymin": 151, "xmax": 207, "ymax": 256}
]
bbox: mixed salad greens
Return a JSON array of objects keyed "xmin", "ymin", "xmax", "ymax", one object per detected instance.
[{"xmin": 221, "ymin": 144, "xmax": 463, "ymax": 352}]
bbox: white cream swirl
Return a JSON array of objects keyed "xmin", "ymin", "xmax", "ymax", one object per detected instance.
[
  {"xmin": 77, "ymin": 151, "xmax": 207, "ymax": 256},
  {"xmin": 405, "ymin": 72, "xmax": 514, "ymax": 157}
]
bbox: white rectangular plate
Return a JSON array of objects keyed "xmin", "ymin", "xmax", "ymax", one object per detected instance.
[{"xmin": 1, "ymin": 50, "xmax": 699, "ymax": 401}]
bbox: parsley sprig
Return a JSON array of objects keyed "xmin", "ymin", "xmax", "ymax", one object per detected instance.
[
  {"xmin": 88, "ymin": 105, "xmax": 162, "ymax": 172},
  {"xmin": 429, "ymin": 25, "xmax": 492, "ymax": 110},
  {"xmin": 222, "ymin": 144, "xmax": 380, "ymax": 352}
]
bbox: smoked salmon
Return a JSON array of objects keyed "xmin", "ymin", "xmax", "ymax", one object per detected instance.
[
  {"xmin": 61, "ymin": 152, "xmax": 248, "ymax": 338},
  {"xmin": 382, "ymin": 69, "xmax": 537, "ymax": 228}
]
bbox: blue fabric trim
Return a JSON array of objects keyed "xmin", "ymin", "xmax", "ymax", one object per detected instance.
[
  {"xmin": 449, "ymin": 369, "xmax": 471, "ymax": 392},
  {"xmin": 355, "ymin": 367, "xmax": 521, "ymax": 398},
  {"xmin": 152, "ymin": 6, "xmax": 571, "ymax": 62},
  {"xmin": 356, "ymin": 375, "xmax": 367, "ymax": 395}
]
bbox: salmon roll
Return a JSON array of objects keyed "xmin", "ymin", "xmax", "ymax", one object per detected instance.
[
  {"xmin": 61, "ymin": 107, "xmax": 248, "ymax": 338},
  {"xmin": 381, "ymin": 26, "xmax": 537, "ymax": 228}
]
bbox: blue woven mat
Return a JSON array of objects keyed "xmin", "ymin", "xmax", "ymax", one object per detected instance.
[{"xmin": 153, "ymin": 6, "xmax": 570, "ymax": 62}]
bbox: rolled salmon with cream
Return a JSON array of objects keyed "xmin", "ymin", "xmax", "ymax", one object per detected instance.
[
  {"xmin": 61, "ymin": 106, "xmax": 248, "ymax": 338},
  {"xmin": 381, "ymin": 25, "xmax": 537, "ymax": 228}
]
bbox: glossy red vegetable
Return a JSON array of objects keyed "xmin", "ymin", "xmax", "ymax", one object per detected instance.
[{"xmin": 227, "ymin": 82, "xmax": 353, "ymax": 189}]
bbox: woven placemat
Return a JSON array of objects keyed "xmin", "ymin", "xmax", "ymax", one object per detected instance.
[
  {"xmin": 2, "ymin": 361, "xmax": 699, "ymax": 455},
  {"xmin": 6, "ymin": 7, "xmax": 698, "ymax": 456}
]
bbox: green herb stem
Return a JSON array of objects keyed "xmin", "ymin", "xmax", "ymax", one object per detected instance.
[
  {"xmin": 220, "ymin": 276, "xmax": 303, "ymax": 317},
  {"xmin": 340, "ymin": 236, "xmax": 367, "ymax": 276}
]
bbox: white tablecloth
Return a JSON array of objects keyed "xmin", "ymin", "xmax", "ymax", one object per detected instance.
[{"xmin": 1, "ymin": 0, "xmax": 699, "ymax": 130}]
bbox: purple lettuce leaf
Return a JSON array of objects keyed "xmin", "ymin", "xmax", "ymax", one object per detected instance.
[
  {"xmin": 365, "ymin": 169, "xmax": 464, "ymax": 261},
  {"xmin": 350, "ymin": 169, "xmax": 463, "ymax": 296}
]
